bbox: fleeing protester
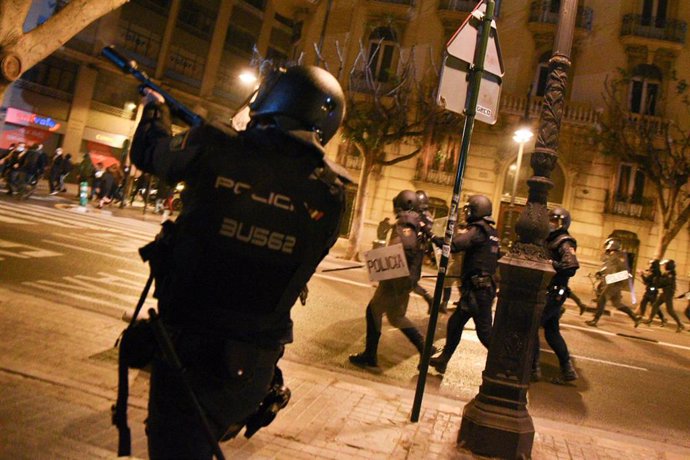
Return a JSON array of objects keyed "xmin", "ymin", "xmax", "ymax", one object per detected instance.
[
  {"xmin": 130, "ymin": 65, "xmax": 349, "ymax": 459},
  {"xmin": 48, "ymin": 148, "xmax": 66, "ymax": 194},
  {"xmin": 427, "ymin": 195, "xmax": 500, "ymax": 374},
  {"xmin": 532, "ymin": 207, "xmax": 579, "ymax": 384},
  {"xmin": 350, "ymin": 190, "xmax": 434, "ymax": 369},
  {"xmin": 586, "ymin": 238, "xmax": 641, "ymax": 328},
  {"xmin": 646, "ymin": 260, "xmax": 685, "ymax": 332}
]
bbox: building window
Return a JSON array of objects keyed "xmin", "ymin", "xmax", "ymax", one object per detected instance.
[
  {"xmin": 616, "ymin": 163, "xmax": 645, "ymax": 204},
  {"xmin": 629, "ymin": 64, "xmax": 661, "ymax": 115},
  {"xmin": 177, "ymin": 0, "xmax": 215, "ymax": 39},
  {"xmin": 641, "ymin": 0, "xmax": 668, "ymax": 27},
  {"xmin": 533, "ymin": 52, "xmax": 550, "ymax": 97},
  {"xmin": 368, "ymin": 27, "xmax": 397, "ymax": 83}
]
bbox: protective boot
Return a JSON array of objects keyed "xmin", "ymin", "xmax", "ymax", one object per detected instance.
[
  {"xmin": 552, "ymin": 359, "xmax": 578, "ymax": 384},
  {"xmin": 349, "ymin": 306, "xmax": 380, "ymax": 368},
  {"xmin": 585, "ymin": 319, "xmax": 598, "ymax": 327},
  {"xmin": 429, "ymin": 349, "xmax": 451, "ymax": 374}
]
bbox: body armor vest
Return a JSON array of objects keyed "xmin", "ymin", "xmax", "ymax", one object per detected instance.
[{"xmin": 461, "ymin": 220, "xmax": 499, "ymax": 280}]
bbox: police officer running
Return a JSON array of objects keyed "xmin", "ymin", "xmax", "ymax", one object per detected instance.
[
  {"xmin": 532, "ymin": 207, "xmax": 578, "ymax": 384},
  {"xmin": 637, "ymin": 260, "xmax": 666, "ymax": 326},
  {"xmin": 646, "ymin": 260, "xmax": 685, "ymax": 332},
  {"xmin": 412, "ymin": 190, "xmax": 437, "ymax": 312},
  {"xmin": 130, "ymin": 65, "xmax": 349, "ymax": 459},
  {"xmin": 586, "ymin": 238, "xmax": 641, "ymax": 327},
  {"xmin": 349, "ymin": 190, "xmax": 434, "ymax": 369},
  {"xmin": 428, "ymin": 195, "xmax": 500, "ymax": 374}
]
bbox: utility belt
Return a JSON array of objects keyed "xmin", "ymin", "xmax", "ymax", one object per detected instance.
[
  {"xmin": 467, "ymin": 274, "xmax": 494, "ymax": 290},
  {"xmin": 548, "ymin": 284, "xmax": 570, "ymax": 303}
]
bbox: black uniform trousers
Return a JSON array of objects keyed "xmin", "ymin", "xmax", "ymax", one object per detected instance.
[
  {"xmin": 534, "ymin": 289, "xmax": 570, "ymax": 369},
  {"xmin": 443, "ymin": 283, "xmax": 494, "ymax": 356}
]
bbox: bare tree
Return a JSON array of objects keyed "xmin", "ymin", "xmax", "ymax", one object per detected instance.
[
  {"xmin": 0, "ymin": 0, "xmax": 129, "ymax": 99},
  {"xmin": 595, "ymin": 70, "xmax": 690, "ymax": 258},
  {"xmin": 336, "ymin": 43, "xmax": 457, "ymax": 260}
]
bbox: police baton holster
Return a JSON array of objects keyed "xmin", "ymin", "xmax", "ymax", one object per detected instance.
[{"xmin": 147, "ymin": 308, "xmax": 226, "ymax": 460}]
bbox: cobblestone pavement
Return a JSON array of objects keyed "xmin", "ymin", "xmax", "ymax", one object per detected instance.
[{"xmin": 2, "ymin": 286, "xmax": 689, "ymax": 460}]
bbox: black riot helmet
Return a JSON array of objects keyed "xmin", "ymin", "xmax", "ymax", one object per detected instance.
[
  {"xmin": 393, "ymin": 190, "xmax": 418, "ymax": 213},
  {"xmin": 663, "ymin": 259, "xmax": 676, "ymax": 272},
  {"xmin": 249, "ymin": 65, "xmax": 346, "ymax": 145},
  {"xmin": 548, "ymin": 206, "xmax": 571, "ymax": 232},
  {"xmin": 415, "ymin": 190, "xmax": 430, "ymax": 212},
  {"xmin": 463, "ymin": 195, "xmax": 492, "ymax": 222},
  {"xmin": 604, "ymin": 237, "xmax": 622, "ymax": 252},
  {"xmin": 649, "ymin": 259, "xmax": 661, "ymax": 276}
]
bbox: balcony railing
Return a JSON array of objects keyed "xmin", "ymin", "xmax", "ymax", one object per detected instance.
[
  {"xmin": 90, "ymin": 101, "xmax": 136, "ymax": 120},
  {"xmin": 621, "ymin": 14, "xmax": 687, "ymax": 44},
  {"xmin": 13, "ymin": 79, "xmax": 72, "ymax": 102},
  {"xmin": 500, "ymin": 93, "xmax": 600, "ymax": 125},
  {"xmin": 438, "ymin": 0, "xmax": 474, "ymax": 13},
  {"xmin": 529, "ymin": 1, "xmax": 593, "ymax": 32},
  {"xmin": 605, "ymin": 191, "xmax": 656, "ymax": 221}
]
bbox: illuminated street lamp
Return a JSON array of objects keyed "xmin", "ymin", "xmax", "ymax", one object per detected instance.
[
  {"xmin": 510, "ymin": 127, "xmax": 534, "ymax": 205},
  {"xmin": 238, "ymin": 70, "xmax": 257, "ymax": 85}
]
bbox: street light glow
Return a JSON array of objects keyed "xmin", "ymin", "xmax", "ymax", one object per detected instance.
[
  {"xmin": 513, "ymin": 127, "xmax": 533, "ymax": 144},
  {"xmin": 239, "ymin": 71, "xmax": 257, "ymax": 85}
]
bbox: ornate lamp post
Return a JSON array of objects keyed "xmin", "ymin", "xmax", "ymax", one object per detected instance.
[
  {"xmin": 457, "ymin": 1, "xmax": 578, "ymax": 458},
  {"xmin": 510, "ymin": 127, "xmax": 534, "ymax": 206}
]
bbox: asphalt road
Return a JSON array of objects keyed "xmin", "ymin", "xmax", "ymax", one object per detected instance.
[{"xmin": 1, "ymin": 192, "xmax": 689, "ymax": 448}]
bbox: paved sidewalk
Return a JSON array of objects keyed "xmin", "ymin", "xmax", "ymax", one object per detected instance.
[{"xmin": 1, "ymin": 284, "xmax": 690, "ymax": 460}]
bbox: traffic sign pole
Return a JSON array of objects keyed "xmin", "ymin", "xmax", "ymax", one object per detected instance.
[{"xmin": 411, "ymin": 0, "xmax": 496, "ymax": 423}]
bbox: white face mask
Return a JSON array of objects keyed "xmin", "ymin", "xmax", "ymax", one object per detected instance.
[{"xmin": 16, "ymin": 146, "xmax": 25, "ymax": 153}]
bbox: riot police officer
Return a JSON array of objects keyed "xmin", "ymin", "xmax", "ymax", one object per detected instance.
[
  {"xmin": 131, "ymin": 65, "xmax": 349, "ymax": 459},
  {"xmin": 412, "ymin": 189, "xmax": 437, "ymax": 312},
  {"xmin": 349, "ymin": 190, "xmax": 433, "ymax": 368},
  {"xmin": 532, "ymin": 207, "xmax": 578, "ymax": 384},
  {"xmin": 586, "ymin": 238, "xmax": 641, "ymax": 327},
  {"xmin": 646, "ymin": 260, "xmax": 685, "ymax": 332},
  {"xmin": 428, "ymin": 195, "xmax": 500, "ymax": 374},
  {"xmin": 637, "ymin": 259, "xmax": 665, "ymax": 325}
]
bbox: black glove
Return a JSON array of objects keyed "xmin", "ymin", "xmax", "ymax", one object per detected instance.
[
  {"xmin": 431, "ymin": 236, "xmax": 444, "ymax": 248},
  {"xmin": 130, "ymin": 101, "xmax": 172, "ymax": 170}
]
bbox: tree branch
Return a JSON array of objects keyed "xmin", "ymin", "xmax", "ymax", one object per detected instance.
[{"xmin": 12, "ymin": 0, "xmax": 129, "ymax": 72}]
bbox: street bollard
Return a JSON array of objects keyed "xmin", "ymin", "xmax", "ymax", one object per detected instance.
[{"xmin": 79, "ymin": 181, "xmax": 88, "ymax": 208}]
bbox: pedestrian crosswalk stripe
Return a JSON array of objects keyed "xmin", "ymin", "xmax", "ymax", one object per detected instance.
[
  {"xmin": 42, "ymin": 239, "xmax": 140, "ymax": 263},
  {"xmin": 0, "ymin": 214, "xmax": 36, "ymax": 224},
  {"xmin": 0, "ymin": 201, "xmax": 158, "ymax": 236}
]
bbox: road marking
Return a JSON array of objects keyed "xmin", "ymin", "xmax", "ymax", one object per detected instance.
[
  {"xmin": 0, "ymin": 239, "xmax": 62, "ymax": 259},
  {"xmin": 42, "ymin": 240, "xmax": 137, "ymax": 262},
  {"xmin": 75, "ymin": 273, "xmax": 145, "ymax": 289},
  {"xmin": 0, "ymin": 214, "xmax": 36, "ymax": 224},
  {"xmin": 540, "ymin": 349, "xmax": 649, "ymax": 371},
  {"xmin": 22, "ymin": 281, "xmax": 131, "ymax": 311},
  {"xmin": 563, "ymin": 322, "xmax": 690, "ymax": 352},
  {"xmin": 52, "ymin": 232, "xmax": 150, "ymax": 250},
  {"xmin": 117, "ymin": 269, "xmax": 149, "ymax": 280}
]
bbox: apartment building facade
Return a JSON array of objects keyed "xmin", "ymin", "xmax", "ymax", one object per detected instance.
[{"xmin": 1, "ymin": 0, "xmax": 689, "ymax": 293}]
